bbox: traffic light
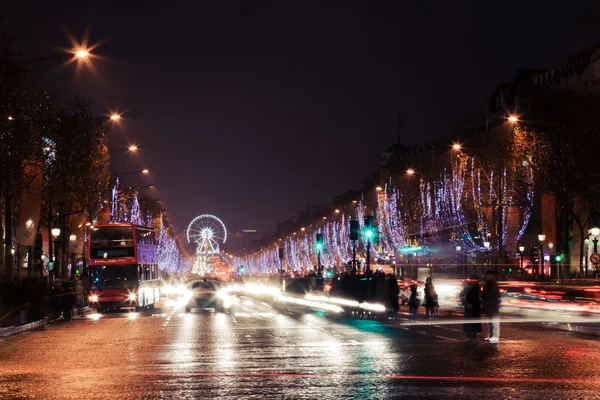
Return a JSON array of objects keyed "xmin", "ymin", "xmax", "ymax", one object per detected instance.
[
  {"xmin": 350, "ymin": 220, "xmax": 360, "ymax": 241},
  {"xmin": 555, "ymin": 254, "xmax": 563, "ymax": 263},
  {"xmin": 530, "ymin": 247, "xmax": 539, "ymax": 263},
  {"xmin": 363, "ymin": 216, "xmax": 375, "ymax": 240},
  {"xmin": 315, "ymin": 234, "xmax": 324, "ymax": 251},
  {"xmin": 239, "ymin": 265, "xmax": 245, "ymax": 274}
]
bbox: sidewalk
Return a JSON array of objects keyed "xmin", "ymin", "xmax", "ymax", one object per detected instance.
[{"xmin": 0, "ymin": 317, "xmax": 48, "ymax": 339}]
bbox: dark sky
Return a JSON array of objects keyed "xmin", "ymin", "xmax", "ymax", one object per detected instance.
[{"xmin": 2, "ymin": 1, "xmax": 598, "ymax": 238}]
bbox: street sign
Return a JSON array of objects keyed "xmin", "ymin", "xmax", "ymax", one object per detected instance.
[
  {"xmin": 47, "ymin": 261, "xmax": 54, "ymax": 271},
  {"xmin": 590, "ymin": 253, "xmax": 600, "ymax": 264}
]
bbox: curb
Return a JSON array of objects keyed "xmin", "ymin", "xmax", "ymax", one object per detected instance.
[{"xmin": 0, "ymin": 317, "xmax": 48, "ymax": 339}]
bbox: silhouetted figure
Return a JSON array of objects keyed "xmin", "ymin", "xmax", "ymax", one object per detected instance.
[
  {"xmin": 424, "ymin": 277, "xmax": 438, "ymax": 318},
  {"xmin": 483, "ymin": 270, "xmax": 501, "ymax": 343},
  {"xmin": 461, "ymin": 276, "xmax": 482, "ymax": 342},
  {"xmin": 384, "ymin": 275, "xmax": 399, "ymax": 319},
  {"xmin": 61, "ymin": 282, "xmax": 75, "ymax": 321},
  {"xmin": 408, "ymin": 284, "xmax": 420, "ymax": 320}
]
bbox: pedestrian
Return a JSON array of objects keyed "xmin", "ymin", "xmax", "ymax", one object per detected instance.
[
  {"xmin": 482, "ymin": 270, "xmax": 501, "ymax": 343},
  {"xmin": 61, "ymin": 281, "xmax": 76, "ymax": 321},
  {"xmin": 384, "ymin": 274, "xmax": 399, "ymax": 319},
  {"xmin": 408, "ymin": 284, "xmax": 420, "ymax": 320},
  {"xmin": 460, "ymin": 275, "xmax": 482, "ymax": 342},
  {"xmin": 423, "ymin": 277, "xmax": 438, "ymax": 318},
  {"xmin": 75, "ymin": 276, "xmax": 86, "ymax": 315}
]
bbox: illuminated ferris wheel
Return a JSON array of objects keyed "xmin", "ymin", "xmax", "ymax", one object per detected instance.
[{"xmin": 187, "ymin": 214, "xmax": 227, "ymax": 256}]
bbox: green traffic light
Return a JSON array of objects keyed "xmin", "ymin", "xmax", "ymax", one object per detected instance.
[
  {"xmin": 555, "ymin": 254, "xmax": 563, "ymax": 262},
  {"xmin": 365, "ymin": 229, "xmax": 373, "ymax": 238},
  {"xmin": 316, "ymin": 243, "xmax": 323, "ymax": 250}
]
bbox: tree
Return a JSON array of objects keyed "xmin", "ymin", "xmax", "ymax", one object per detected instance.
[
  {"xmin": 511, "ymin": 88, "xmax": 600, "ymax": 274},
  {"xmin": 42, "ymin": 99, "xmax": 111, "ymax": 280}
]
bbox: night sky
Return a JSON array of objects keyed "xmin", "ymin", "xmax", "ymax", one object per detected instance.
[{"xmin": 2, "ymin": 1, "xmax": 598, "ymax": 239}]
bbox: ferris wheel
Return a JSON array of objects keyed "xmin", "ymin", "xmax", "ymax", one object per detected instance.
[{"xmin": 187, "ymin": 214, "xmax": 227, "ymax": 255}]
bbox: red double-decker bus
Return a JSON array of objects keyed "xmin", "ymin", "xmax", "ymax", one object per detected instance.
[{"xmin": 87, "ymin": 223, "xmax": 160, "ymax": 312}]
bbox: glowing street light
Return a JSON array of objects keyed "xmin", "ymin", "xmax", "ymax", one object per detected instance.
[
  {"xmin": 75, "ymin": 49, "xmax": 90, "ymax": 59},
  {"xmin": 7, "ymin": 116, "xmax": 13, "ymax": 121},
  {"xmin": 69, "ymin": 234, "xmax": 77, "ymax": 242},
  {"xmin": 51, "ymin": 228, "xmax": 61, "ymax": 238},
  {"xmin": 406, "ymin": 169, "xmax": 415, "ymax": 175},
  {"xmin": 507, "ymin": 115, "xmax": 519, "ymax": 123},
  {"xmin": 128, "ymin": 145, "xmax": 138, "ymax": 152},
  {"xmin": 110, "ymin": 113, "xmax": 122, "ymax": 122},
  {"xmin": 141, "ymin": 168, "xmax": 150, "ymax": 174},
  {"xmin": 483, "ymin": 241, "xmax": 491, "ymax": 249},
  {"xmin": 334, "ymin": 209, "xmax": 340, "ymax": 214},
  {"xmin": 452, "ymin": 143, "xmax": 462, "ymax": 150},
  {"xmin": 375, "ymin": 186, "xmax": 383, "ymax": 191}
]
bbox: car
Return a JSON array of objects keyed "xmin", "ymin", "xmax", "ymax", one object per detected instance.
[{"xmin": 184, "ymin": 279, "xmax": 225, "ymax": 313}]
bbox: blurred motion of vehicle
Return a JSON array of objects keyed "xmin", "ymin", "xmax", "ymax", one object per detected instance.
[
  {"xmin": 184, "ymin": 279, "xmax": 230, "ymax": 313},
  {"xmin": 160, "ymin": 280, "xmax": 186, "ymax": 299},
  {"xmin": 87, "ymin": 223, "xmax": 160, "ymax": 312}
]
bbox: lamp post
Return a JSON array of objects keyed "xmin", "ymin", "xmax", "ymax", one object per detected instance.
[
  {"xmin": 590, "ymin": 227, "xmax": 599, "ymax": 276},
  {"xmin": 51, "ymin": 228, "xmax": 60, "ymax": 284},
  {"xmin": 69, "ymin": 234, "xmax": 77, "ymax": 278},
  {"xmin": 538, "ymin": 234, "xmax": 546, "ymax": 279},
  {"xmin": 483, "ymin": 240, "xmax": 491, "ymax": 276},
  {"xmin": 455, "ymin": 245, "xmax": 462, "ymax": 277},
  {"xmin": 518, "ymin": 245, "xmax": 525, "ymax": 275}
]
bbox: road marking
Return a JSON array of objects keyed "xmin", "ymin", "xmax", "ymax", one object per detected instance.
[{"xmin": 434, "ymin": 335, "xmax": 462, "ymax": 342}]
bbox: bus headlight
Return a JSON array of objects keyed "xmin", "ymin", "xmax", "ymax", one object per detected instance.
[
  {"xmin": 89, "ymin": 294, "xmax": 99, "ymax": 302},
  {"xmin": 127, "ymin": 292, "xmax": 137, "ymax": 301}
]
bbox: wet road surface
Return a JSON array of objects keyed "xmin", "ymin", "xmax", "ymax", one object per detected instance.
[{"xmin": 1, "ymin": 295, "xmax": 600, "ymax": 399}]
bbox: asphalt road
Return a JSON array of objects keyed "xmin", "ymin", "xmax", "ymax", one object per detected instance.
[{"xmin": 1, "ymin": 295, "xmax": 599, "ymax": 399}]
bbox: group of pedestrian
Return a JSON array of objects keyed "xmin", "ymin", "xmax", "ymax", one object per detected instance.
[
  {"xmin": 461, "ymin": 270, "xmax": 501, "ymax": 343},
  {"xmin": 406, "ymin": 277, "xmax": 439, "ymax": 320}
]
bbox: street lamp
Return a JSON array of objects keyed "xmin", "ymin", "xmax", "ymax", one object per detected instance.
[
  {"xmin": 452, "ymin": 143, "xmax": 462, "ymax": 151},
  {"xmin": 75, "ymin": 49, "xmax": 90, "ymax": 59},
  {"xmin": 110, "ymin": 145, "xmax": 139, "ymax": 154},
  {"xmin": 519, "ymin": 245, "xmax": 525, "ymax": 274},
  {"xmin": 538, "ymin": 233, "xmax": 546, "ymax": 279},
  {"xmin": 110, "ymin": 113, "xmax": 122, "ymax": 122},
  {"xmin": 375, "ymin": 186, "xmax": 383, "ymax": 191},
  {"xmin": 406, "ymin": 169, "xmax": 415, "ymax": 175},
  {"xmin": 507, "ymin": 115, "xmax": 519, "ymax": 123}
]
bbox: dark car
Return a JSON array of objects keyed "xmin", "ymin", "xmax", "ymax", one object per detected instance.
[{"xmin": 185, "ymin": 279, "xmax": 225, "ymax": 313}]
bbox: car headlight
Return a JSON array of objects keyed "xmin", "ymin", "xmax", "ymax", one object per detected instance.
[
  {"xmin": 89, "ymin": 294, "xmax": 99, "ymax": 302},
  {"xmin": 217, "ymin": 290, "xmax": 233, "ymax": 308},
  {"xmin": 128, "ymin": 292, "xmax": 137, "ymax": 301}
]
